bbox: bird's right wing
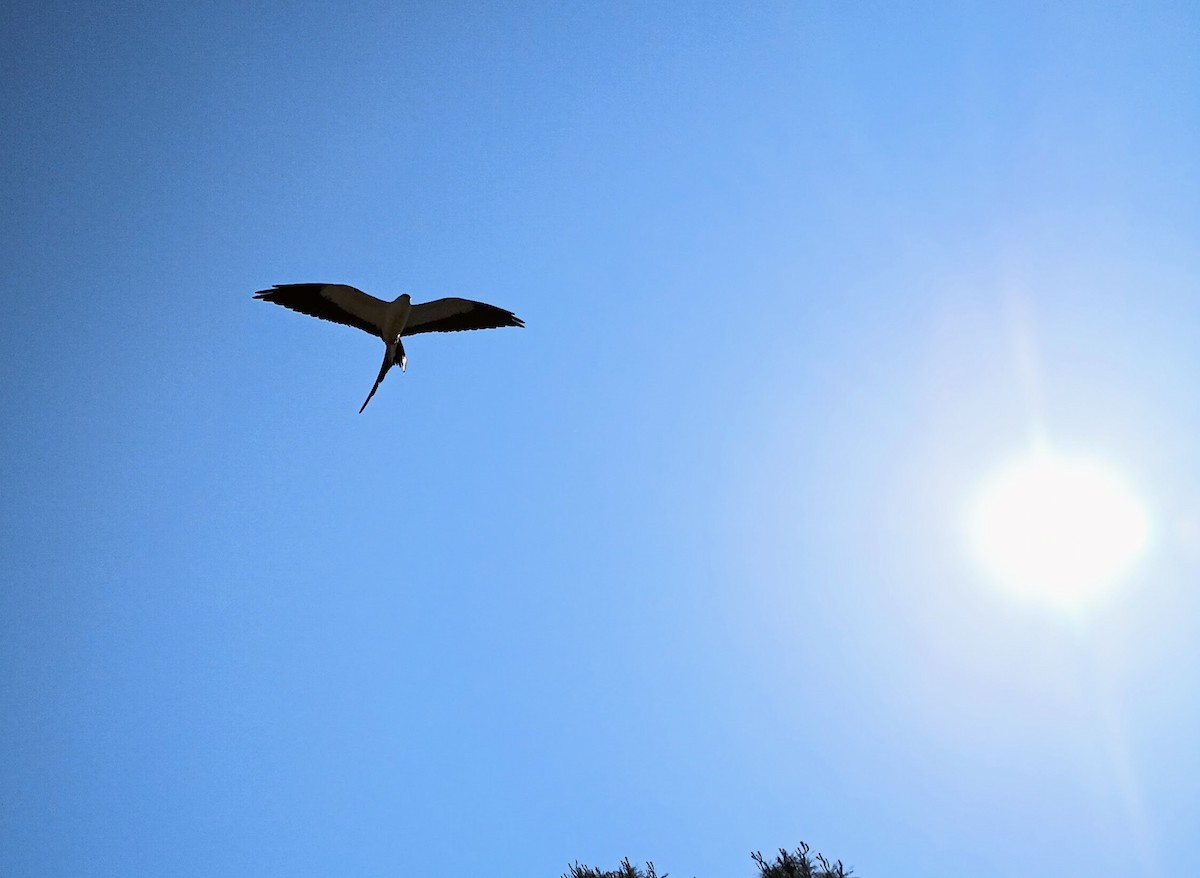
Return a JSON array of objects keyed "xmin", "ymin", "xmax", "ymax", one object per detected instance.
[
  {"xmin": 253, "ymin": 284, "xmax": 388, "ymax": 337},
  {"xmin": 403, "ymin": 297, "xmax": 524, "ymax": 335}
]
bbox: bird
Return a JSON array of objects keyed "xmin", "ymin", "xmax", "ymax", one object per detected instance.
[{"xmin": 254, "ymin": 283, "xmax": 524, "ymax": 412}]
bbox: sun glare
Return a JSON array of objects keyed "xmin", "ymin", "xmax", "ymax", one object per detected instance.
[{"xmin": 968, "ymin": 450, "xmax": 1150, "ymax": 610}]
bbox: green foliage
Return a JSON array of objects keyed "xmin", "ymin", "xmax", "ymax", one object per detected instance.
[{"xmin": 562, "ymin": 842, "xmax": 853, "ymax": 878}]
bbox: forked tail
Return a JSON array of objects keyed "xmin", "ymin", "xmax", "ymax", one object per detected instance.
[{"xmin": 359, "ymin": 350, "xmax": 393, "ymax": 413}]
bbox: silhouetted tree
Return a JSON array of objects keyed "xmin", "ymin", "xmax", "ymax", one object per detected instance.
[
  {"xmin": 751, "ymin": 844, "xmax": 851, "ymax": 878},
  {"xmin": 563, "ymin": 857, "xmax": 661, "ymax": 878},
  {"xmin": 562, "ymin": 842, "xmax": 853, "ymax": 878}
]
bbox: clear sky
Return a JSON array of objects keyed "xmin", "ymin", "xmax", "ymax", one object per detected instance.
[{"xmin": 3, "ymin": 3, "xmax": 1199, "ymax": 876}]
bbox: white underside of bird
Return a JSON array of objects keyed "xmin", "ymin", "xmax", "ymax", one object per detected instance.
[{"xmin": 254, "ymin": 283, "xmax": 524, "ymax": 412}]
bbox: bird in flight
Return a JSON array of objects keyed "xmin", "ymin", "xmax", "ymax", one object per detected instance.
[{"xmin": 254, "ymin": 283, "xmax": 524, "ymax": 412}]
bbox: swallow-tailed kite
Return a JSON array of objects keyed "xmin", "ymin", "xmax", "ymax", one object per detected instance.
[{"xmin": 254, "ymin": 283, "xmax": 524, "ymax": 412}]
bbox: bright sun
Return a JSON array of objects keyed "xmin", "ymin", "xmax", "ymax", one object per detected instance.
[{"xmin": 968, "ymin": 449, "xmax": 1150, "ymax": 610}]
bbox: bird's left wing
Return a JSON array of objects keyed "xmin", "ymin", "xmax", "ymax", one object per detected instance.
[
  {"xmin": 253, "ymin": 284, "xmax": 388, "ymax": 337},
  {"xmin": 402, "ymin": 298, "xmax": 524, "ymax": 336}
]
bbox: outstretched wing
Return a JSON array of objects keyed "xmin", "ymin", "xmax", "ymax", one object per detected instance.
[
  {"xmin": 403, "ymin": 297, "xmax": 524, "ymax": 336},
  {"xmin": 253, "ymin": 284, "xmax": 388, "ymax": 338}
]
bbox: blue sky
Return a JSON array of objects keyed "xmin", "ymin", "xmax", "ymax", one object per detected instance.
[{"xmin": 3, "ymin": 2, "xmax": 1199, "ymax": 876}]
